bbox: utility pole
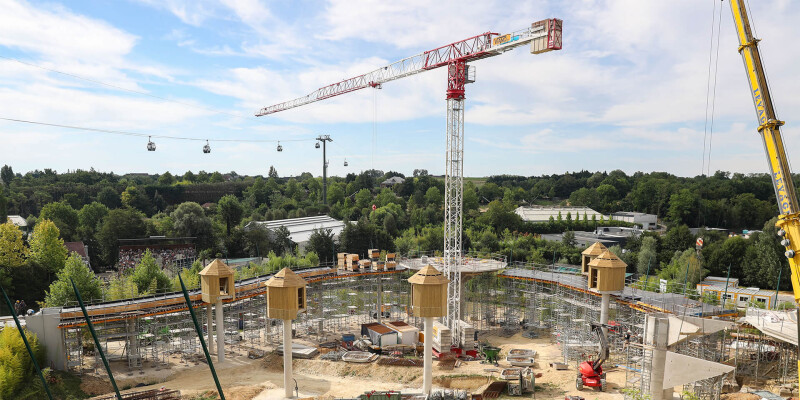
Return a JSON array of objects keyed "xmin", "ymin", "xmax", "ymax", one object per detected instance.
[{"xmin": 316, "ymin": 135, "xmax": 332, "ymax": 205}]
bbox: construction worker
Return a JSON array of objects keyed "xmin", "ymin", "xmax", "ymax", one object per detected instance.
[
  {"xmin": 13, "ymin": 300, "xmax": 20, "ymax": 316},
  {"xmin": 18, "ymin": 300, "xmax": 26, "ymax": 315}
]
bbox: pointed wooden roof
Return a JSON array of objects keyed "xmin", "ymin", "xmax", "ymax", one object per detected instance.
[
  {"xmin": 265, "ymin": 267, "xmax": 307, "ymax": 288},
  {"xmin": 582, "ymin": 241, "xmax": 608, "ymax": 257},
  {"xmin": 588, "ymin": 250, "xmax": 627, "ymax": 269},
  {"xmin": 408, "ymin": 265, "xmax": 450, "ymax": 285},
  {"xmin": 199, "ymin": 259, "xmax": 234, "ymax": 277}
]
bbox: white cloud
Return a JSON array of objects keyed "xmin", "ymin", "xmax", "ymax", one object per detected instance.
[{"xmin": 0, "ymin": 0, "xmax": 137, "ymax": 62}]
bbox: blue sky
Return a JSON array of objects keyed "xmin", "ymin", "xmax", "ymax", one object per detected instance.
[{"xmin": 2, "ymin": 0, "xmax": 800, "ymax": 178}]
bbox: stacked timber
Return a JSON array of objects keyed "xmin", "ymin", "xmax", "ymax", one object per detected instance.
[
  {"xmin": 432, "ymin": 321, "xmax": 452, "ymax": 352},
  {"xmin": 346, "ymin": 254, "xmax": 360, "ymax": 271},
  {"xmin": 358, "ymin": 259, "xmax": 372, "ymax": 270},
  {"xmin": 386, "ymin": 253, "xmax": 397, "ymax": 270},
  {"xmin": 456, "ymin": 320, "xmax": 476, "ymax": 349},
  {"xmin": 337, "ymin": 253, "xmax": 349, "ymax": 270},
  {"xmin": 374, "ymin": 260, "xmax": 385, "ymax": 271}
]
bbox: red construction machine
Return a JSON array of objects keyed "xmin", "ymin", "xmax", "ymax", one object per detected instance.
[{"xmin": 576, "ymin": 323, "xmax": 609, "ymax": 392}]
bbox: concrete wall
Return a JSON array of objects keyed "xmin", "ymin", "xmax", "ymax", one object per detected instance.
[{"xmin": 25, "ymin": 308, "xmax": 66, "ymax": 370}]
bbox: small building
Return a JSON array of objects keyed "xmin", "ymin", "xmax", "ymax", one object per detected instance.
[
  {"xmin": 385, "ymin": 321, "xmax": 420, "ymax": 346},
  {"xmin": 6, "ymin": 215, "xmax": 29, "ymax": 235},
  {"xmin": 587, "ymin": 250, "xmax": 627, "ymax": 293},
  {"xmin": 408, "ymin": 265, "xmax": 449, "ymax": 317},
  {"xmin": 610, "ymin": 212, "xmax": 658, "ymax": 230},
  {"xmin": 64, "ymin": 241, "xmax": 91, "ymax": 269},
  {"xmin": 361, "ymin": 323, "xmax": 400, "ymax": 347},
  {"xmin": 696, "ymin": 277, "xmax": 776, "ymax": 308},
  {"xmin": 581, "ymin": 242, "xmax": 608, "ymax": 275},
  {"xmin": 244, "ymin": 215, "xmax": 345, "ymax": 251},
  {"xmin": 514, "ymin": 206, "xmax": 604, "ymax": 224},
  {"xmin": 265, "ymin": 267, "xmax": 308, "ymax": 320},
  {"xmin": 200, "ymin": 259, "xmax": 236, "ymax": 303},
  {"xmin": 381, "ymin": 176, "xmax": 405, "ymax": 187}
]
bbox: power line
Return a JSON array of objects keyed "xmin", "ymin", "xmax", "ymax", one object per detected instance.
[
  {"xmin": 0, "ymin": 54, "xmax": 250, "ymax": 120},
  {"xmin": 0, "ymin": 117, "xmax": 313, "ymax": 143}
]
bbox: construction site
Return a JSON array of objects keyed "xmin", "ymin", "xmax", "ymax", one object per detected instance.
[
  {"xmin": 22, "ymin": 244, "xmax": 798, "ymax": 399},
  {"xmin": 6, "ymin": 2, "xmax": 800, "ymax": 400}
]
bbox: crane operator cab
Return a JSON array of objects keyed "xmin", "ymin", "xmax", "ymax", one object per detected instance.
[
  {"xmin": 146, "ymin": 136, "xmax": 156, "ymax": 151},
  {"xmin": 203, "ymin": 140, "xmax": 211, "ymax": 154}
]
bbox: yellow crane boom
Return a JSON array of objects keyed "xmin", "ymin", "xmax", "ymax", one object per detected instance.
[{"xmin": 728, "ymin": 0, "xmax": 800, "ymax": 383}]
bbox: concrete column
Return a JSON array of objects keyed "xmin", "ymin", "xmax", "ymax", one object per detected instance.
[
  {"xmin": 216, "ymin": 299, "xmax": 224, "ymax": 363},
  {"xmin": 600, "ymin": 293, "xmax": 610, "ymax": 336},
  {"xmin": 283, "ymin": 319, "xmax": 293, "ymax": 398},
  {"xmin": 423, "ymin": 317, "xmax": 433, "ymax": 394},
  {"xmin": 646, "ymin": 315, "xmax": 670, "ymax": 400},
  {"xmin": 206, "ymin": 304, "xmax": 214, "ymax": 353}
]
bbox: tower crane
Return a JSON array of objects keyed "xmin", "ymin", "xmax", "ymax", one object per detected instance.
[
  {"xmin": 256, "ymin": 18, "xmax": 563, "ymax": 335},
  {"xmin": 728, "ymin": 0, "xmax": 800, "ymax": 385}
]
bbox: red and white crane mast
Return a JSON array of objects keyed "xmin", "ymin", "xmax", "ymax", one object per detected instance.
[{"xmin": 256, "ymin": 19, "xmax": 563, "ymax": 338}]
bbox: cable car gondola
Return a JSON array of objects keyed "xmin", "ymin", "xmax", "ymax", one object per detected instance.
[
  {"xmin": 315, "ymin": 142, "xmax": 320, "ymax": 149},
  {"xmin": 344, "ymin": 158, "xmax": 348, "ymax": 167},
  {"xmin": 147, "ymin": 136, "xmax": 156, "ymax": 151},
  {"xmin": 203, "ymin": 140, "xmax": 211, "ymax": 154},
  {"xmin": 277, "ymin": 141, "xmax": 283, "ymax": 152}
]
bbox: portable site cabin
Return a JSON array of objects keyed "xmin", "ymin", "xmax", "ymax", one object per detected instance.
[
  {"xmin": 581, "ymin": 242, "xmax": 608, "ymax": 275},
  {"xmin": 361, "ymin": 323, "xmax": 400, "ymax": 347},
  {"xmin": 385, "ymin": 321, "xmax": 420, "ymax": 346},
  {"xmin": 587, "ymin": 250, "xmax": 627, "ymax": 293},
  {"xmin": 200, "ymin": 259, "xmax": 236, "ymax": 303}
]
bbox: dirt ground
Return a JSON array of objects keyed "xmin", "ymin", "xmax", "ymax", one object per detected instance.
[{"xmin": 86, "ymin": 332, "xmax": 625, "ymax": 399}]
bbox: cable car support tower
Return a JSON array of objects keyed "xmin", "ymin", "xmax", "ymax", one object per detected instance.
[{"xmin": 256, "ymin": 19, "xmax": 562, "ymax": 335}]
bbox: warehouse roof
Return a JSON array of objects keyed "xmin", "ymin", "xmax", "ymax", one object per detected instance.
[
  {"xmin": 245, "ymin": 215, "xmax": 345, "ymax": 244},
  {"xmin": 514, "ymin": 206, "xmax": 603, "ymax": 223}
]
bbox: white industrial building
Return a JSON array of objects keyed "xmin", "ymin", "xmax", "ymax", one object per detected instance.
[
  {"xmin": 244, "ymin": 215, "xmax": 345, "ymax": 250},
  {"xmin": 610, "ymin": 211, "xmax": 658, "ymax": 230},
  {"xmin": 514, "ymin": 206, "xmax": 604, "ymax": 223}
]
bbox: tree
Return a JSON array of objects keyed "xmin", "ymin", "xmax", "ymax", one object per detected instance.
[
  {"xmin": 172, "ymin": 202, "xmax": 215, "ymax": 250},
  {"xmin": 29, "ymin": 219, "xmax": 67, "ymax": 273},
  {"xmin": 217, "ymin": 195, "xmax": 244, "ymax": 236},
  {"xmin": 413, "ymin": 169, "xmax": 428, "ymax": 177},
  {"xmin": 158, "ymin": 171, "xmax": 175, "ymax": 185},
  {"xmin": 637, "ymin": 236, "xmax": 657, "ymax": 275},
  {"xmin": 268, "ymin": 166, "xmax": 279, "ymax": 178},
  {"xmin": 0, "ymin": 165, "xmax": 13, "ymax": 186},
  {"xmin": 273, "ymin": 226, "xmax": 293, "ymax": 255},
  {"xmin": 78, "ymin": 201, "xmax": 109, "ymax": 239},
  {"xmin": 667, "ymin": 189, "xmax": 699, "ymax": 226},
  {"xmin": 44, "ymin": 253, "xmax": 102, "ymax": 306},
  {"xmin": 97, "ymin": 208, "xmax": 147, "ymax": 266},
  {"xmin": 39, "ymin": 201, "xmax": 79, "ymax": 240},
  {"xmin": 658, "ymin": 249, "xmax": 706, "ymax": 290},
  {"xmin": 96, "ymin": 186, "xmax": 121, "ymax": 209},
  {"xmin": 121, "ymin": 186, "xmax": 153, "ymax": 215},
  {"xmin": 307, "ymin": 228, "xmax": 336, "ymax": 263},
  {"xmin": 0, "ymin": 327, "xmax": 45, "ymax": 399},
  {"xmin": 562, "ymin": 231, "xmax": 577, "ymax": 247},
  {"xmin": 0, "ymin": 222, "xmax": 27, "ymax": 269},
  {"xmin": 424, "ymin": 187, "xmax": 443, "ymax": 208},
  {"xmin": 327, "ymin": 183, "xmax": 345, "ymax": 205},
  {"xmin": 131, "ymin": 250, "xmax": 171, "ymax": 294},
  {"xmin": 183, "ymin": 170, "xmax": 196, "ymax": 183},
  {"xmin": 0, "ymin": 188, "xmax": 7, "ymax": 224}
]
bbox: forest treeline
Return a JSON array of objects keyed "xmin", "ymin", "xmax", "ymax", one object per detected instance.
[{"xmin": 0, "ymin": 165, "xmax": 792, "ymax": 311}]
